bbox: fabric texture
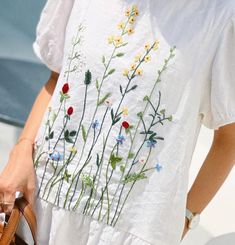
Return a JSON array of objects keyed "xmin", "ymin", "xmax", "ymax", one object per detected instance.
[{"xmin": 29, "ymin": 0, "xmax": 235, "ymax": 244}]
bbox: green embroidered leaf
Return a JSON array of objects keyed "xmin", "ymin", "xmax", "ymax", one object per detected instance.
[
  {"xmin": 128, "ymin": 152, "xmax": 135, "ymax": 159},
  {"xmin": 116, "ymin": 52, "xmax": 125, "ymax": 57},
  {"xmin": 64, "ymin": 130, "xmax": 69, "ymax": 138},
  {"xmin": 143, "ymin": 95, "xmax": 149, "ymax": 101},
  {"xmin": 96, "ymin": 79, "xmax": 100, "ymax": 90},
  {"xmin": 102, "ymin": 55, "xmax": 106, "ymax": 64},
  {"xmin": 96, "ymin": 153, "xmax": 100, "ymax": 167},
  {"xmin": 64, "ymin": 170, "xmax": 71, "ymax": 183},
  {"xmin": 97, "ymin": 92, "xmax": 111, "ymax": 106},
  {"xmin": 168, "ymin": 115, "xmax": 173, "ymax": 121},
  {"xmin": 127, "ymin": 84, "xmax": 137, "ymax": 93},
  {"xmin": 107, "ymin": 68, "xmax": 115, "ymax": 75},
  {"xmin": 81, "ymin": 173, "xmax": 94, "ymax": 188},
  {"xmin": 113, "ymin": 116, "xmax": 121, "ymax": 125},
  {"xmin": 65, "ymin": 137, "xmax": 74, "ymax": 143},
  {"xmin": 82, "ymin": 125, "xmax": 87, "ymax": 141},
  {"xmin": 109, "ymin": 154, "xmax": 123, "ymax": 170},
  {"xmin": 122, "ymin": 172, "xmax": 147, "ymax": 184},
  {"xmin": 49, "ymin": 131, "xmax": 54, "ymax": 139},
  {"xmin": 111, "ymin": 108, "xmax": 114, "ymax": 122},
  {"xmin": 84, "ymin": 69, "xmax": 92, "ymax": 85},
  {"xmin": 120, "ymin": 165, "xmax": 125, "ymax": 173},
  {"xmin": 119, "ymin": 85, "xmax": 123, "ymax": 95},
  {"xmin": 69, "ymin": 130, "xmax": 77, "ymax": 137},
  {"xmin": 137, "ymin": 112, "xmax": 143, "ymax": 118},
  {"xmin": 160, "ymin": 109, "xmax": 165, "ymax": 114}
]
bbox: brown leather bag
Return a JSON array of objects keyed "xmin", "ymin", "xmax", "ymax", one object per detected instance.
[{"xmin": 0, "ymin": 196, "xmax": 37, "ymax": 245}]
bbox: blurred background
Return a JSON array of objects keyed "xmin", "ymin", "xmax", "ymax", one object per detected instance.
[{"xmin": 0, "ymin": 1, "xmax": 234, "ymax": 244}]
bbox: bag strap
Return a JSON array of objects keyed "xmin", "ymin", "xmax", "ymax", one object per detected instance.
[
  {"xmin": 15, "ymin": 197, "xmax": 37, "ymax": 245},
  {"xmin": 0, "ymin": 196, "xmax": 37, "ymax": 245}
]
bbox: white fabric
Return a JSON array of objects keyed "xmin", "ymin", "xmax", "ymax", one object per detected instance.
[{"xmin": 31, "ymin": 0, "xmax": 235, "ymax": 244}]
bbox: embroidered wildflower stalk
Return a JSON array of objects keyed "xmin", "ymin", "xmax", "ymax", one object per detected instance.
[
  {"xmin": 79, "ymin": 41, "xmax": 157, "ymax": 216},
  {"xmin": 44, "ymin": 70, "xmax": 92, "ymax": 204},
  {"xmin": 64, "ymin": 6, "xmax": 139, "ymax": 208},
  {"xmin": 35, "ymin": 25, "xmax": 85, "ymax": 197}
]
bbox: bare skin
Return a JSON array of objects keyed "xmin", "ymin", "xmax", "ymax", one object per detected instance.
[{"xmin": 0, "ymin": 71, "xmax": 234, "ymax": 242}]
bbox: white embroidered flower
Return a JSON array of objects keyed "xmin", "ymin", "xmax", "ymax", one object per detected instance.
[{"xmin": 139, "ymin": 156, "xmax": 147, "ymax": 164}]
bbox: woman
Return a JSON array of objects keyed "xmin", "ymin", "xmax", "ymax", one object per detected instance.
[{"xmin": 0, "ymin": 0, "xmax": 235, "ymax": 244}]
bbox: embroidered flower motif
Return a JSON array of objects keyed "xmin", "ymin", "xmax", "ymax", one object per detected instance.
[
  {"xmin": 125, "ymin": 9, "xmax": 131, "ymax": 17},
  {"xmin": 136, "ymin": 69, "xmax": 143, "ymax": 76},
  {"xmin": 48, "ymin": 150, "xmax": 63, "ymax": 161},
  {"xmin": 122, "ymin": 121, "xmax": 130, "ymax": 129},
  {"xmin": 146, "ymin": 139, "xmax": 157, "ymax": 148},
  {"xmin": 144, "ymin": 55, "xmax": 151, "ymax": 62},
  {"xmin": 144, "ymin": 43, "xmax": 151, "ymax": 50},
  {"xmin": 91, "ymin": 119, "xmax": 99, "ymax": 129},
  {"xmin": 62, "ymin": 83, "xmax": 69, "ymax": 94},
  {"xmin": 127, "ymin": 27, "xmax": 134, "ymax": 35},
  {"xmin": 130, "ymin": 63, "xmax": 136, "ymax": 70},
  {"xmin": 108, "ymin": 35, "xmax": 115, "ymax": 44},
  {"xmin": 118, "ymin": 21, "xmax": 125, "ymax": 29},
  {"xmin": 139, "ymin": 156, "xmax": 146, "ymax": 164},
  {"xmin": 134, "ymin": 54, "xmax": 142, "ymax": 62},
  {"xmin": 105, "ymin": 98, "xmax": 113, "ymax": 108},
  {"xmin": 121, "ymin": 106, "xmax": 129, "ymax": 116},
  {"xmin": 153, "ymin": 40, "xmax": 160, "ymax": 51},
  {"xmin": 69, "ymin": 147, "xmax": 77, "ymax": 154},
  {"xmin": 114, "ymin": 36, "xmax": 123, "ymax": 46},
  {"xmin": 123, "ymin": 68, "xmax": 129, "ymax": 76},
  {"xmin": 129, "ymin": 16, "xmax": 135, "ymax": 24},
  {"xmin": 116, "ymin": 134, "xmax": 125, "ymax": 145},
  {"xmin": 67, "ymin": 106, "xmax": 74, "ymax": 116},
  {"xmin": 155, "ymin": 163, "xmax": 163, "ymax": 172}
]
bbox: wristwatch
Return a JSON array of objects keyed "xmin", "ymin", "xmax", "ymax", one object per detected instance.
[{"xmin": 185, "ymin": 208, "xmax": 200, "ymax": 229}]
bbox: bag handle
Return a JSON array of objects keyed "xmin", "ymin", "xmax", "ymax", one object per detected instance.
[{"xmin": 0, "ymin": 196, "xmax": 37, "ymax": 245}]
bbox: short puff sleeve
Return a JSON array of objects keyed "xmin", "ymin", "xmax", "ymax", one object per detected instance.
[
  {"xmin": 33, "ymin": 0, "xmax": 75, "ymax": 73},
  {"xmin": 200, "ymin": 15, "xmax": 235, "ymax": 130}
]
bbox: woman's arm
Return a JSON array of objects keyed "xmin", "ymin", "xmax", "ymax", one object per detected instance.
[
  {"xmin": 0, "ymin": 71, "xmax": 59, "ymax": 213},
  {"xmin": 181, "ymin": 122, "xmax": 235, "ymax": 240}
]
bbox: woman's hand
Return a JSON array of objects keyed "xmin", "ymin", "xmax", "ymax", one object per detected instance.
[{"xmin": 0, "ymin": 140, "xmax": 36, "ymax": 214}]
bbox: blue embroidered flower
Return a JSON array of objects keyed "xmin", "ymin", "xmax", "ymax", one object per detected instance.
[
  {"xmin": 116, "ymin": 134, "xmax": 125, "ymax": 145},
  {"xmin": 155, "ymin": 163, "xmax": 162, "ymax": 172},
  {"xmin": 49, "ymin": 150, "xmax": 63, "ymax": 161},
  {"xmin": 91, "ymin": 119, "xmax": 99, "ymax": 129},
  {"xmin": 146, "ymin": 139, "xmax": 157, "ymax": 148}
]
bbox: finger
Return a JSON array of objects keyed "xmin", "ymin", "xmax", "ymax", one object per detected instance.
[
  {"xmin": 24, "ymin": 186, "xmax": 35, "ymax": 207},
  {"xmin": 3, "ymin": 192, "xmax": 15, "ymax": 214}
]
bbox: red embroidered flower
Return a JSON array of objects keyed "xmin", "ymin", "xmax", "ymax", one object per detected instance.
[
  {"xmin": 67, "ymin": 106, "xmax": 74, "ymax": 116},
  {"xmin": 62, "ymin": 83, "xmax": 69, "ymax": 94},
  {"xmin": 122, "ymin": 121, "xmax": 129, "ymax": 129}
]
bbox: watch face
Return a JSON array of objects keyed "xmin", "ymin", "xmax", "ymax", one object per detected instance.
[{"xmin": 189, "ymin": 214, "xmax": 200, "ymax": 229}]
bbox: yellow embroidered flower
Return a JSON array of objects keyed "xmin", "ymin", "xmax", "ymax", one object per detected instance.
[
  {"xmin": 153, "ymin": 39, "xmax": 160, "ymax": 50},
  {"xmin": 144, "ymin": 55, "xmax": 151, "ymax": 62},
  {"xmin": 144, "ymin": 43, "xmax": 151, "ymax": 50},
  {"xmin": 108, "ymin": 35, "xmax": 114, "ymax": 44},
  {"xmin": 134, "ymin": 54, "xmax": 142, "ymax": 62},
  {"xmin": 118, "ymin": 21, "xmax": 125, "ymax": 29},
  {"xmin": 122, "ymin": 106, "xmax": 129, "ymax": 116},
  {"xmin": 123, "ymin": 68, "xmax": 129, "ymax": 76},
  {"xmin": 129, "ymin": 16, "xmax": 135, "ymax": 24},
  {"xmin": 125, "ymin": 9, "xmax": 131, "ymax": 17},
  {"xmin": 114, "ymin": 36, "xmax": 123, "ymax": 46},
  {"xmin": 136, "ymin": 69, "xmax": 143, "ymax": 76},
  {"xmin": 127, "ymin": 27, "xmax": 135, "ymax": 35},
  {"xmin": 130, "ymin": 63, "xmax": 136, "ymax": 70},
  {"xmin": 134, "ymin": 9, "xmax": 139, "ymax": 16},
  {"xmin": 69, "ymin": 147, "xmax": 77, "ymax": 154},
  {"xmin": 131, "ymin": 4, "xmax": 138, "ymax": 12}
]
